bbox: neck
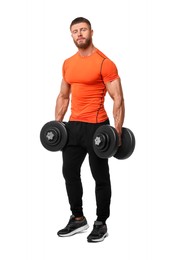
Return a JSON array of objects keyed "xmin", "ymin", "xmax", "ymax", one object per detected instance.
[{"xmin": 78, "ymin": 44, "xmax": 96, "ymax": 57}]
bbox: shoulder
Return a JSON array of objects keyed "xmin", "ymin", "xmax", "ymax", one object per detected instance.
[
  {"xmin": 95, "ymin": 49, "xmax": 116, "ymax": 66},
  {"xmin": 96, "ymin": 49, "xmax": 116, "ymax": 68},
  {"xmin": 95, "ymin": 49, "xmax": 108, "ymax": 59},
  {"xmin": 96, "ymin": 50, "xmax": 119, "ymax": 81},
  {"xmin": 63, "ymin": 52, "xmax": 78, "ymax": 66}
]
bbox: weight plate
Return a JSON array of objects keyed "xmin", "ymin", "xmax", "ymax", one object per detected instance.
[
  {"xmin": 40, "ymin": 121, "xmax": 67, "ymax": 152},
  {"xmin": 114, "ymin": 127, "xmax": 135, "ymax": 159},
  {"xmin": 93, "ymin": 125, "xmax": 119, "ymax": 159}
]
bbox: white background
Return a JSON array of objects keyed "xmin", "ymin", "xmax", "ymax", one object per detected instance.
[{"xmin": 0, "ymin": 0, "xmax": 173, "ymax": 259}]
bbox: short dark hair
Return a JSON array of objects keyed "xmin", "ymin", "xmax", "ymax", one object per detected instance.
[{"xmin": 70, "ymin": 17, "xmax": 91, "ymax": 30}]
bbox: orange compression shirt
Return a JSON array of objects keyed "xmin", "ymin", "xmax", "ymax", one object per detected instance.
[{"xmin": 62, "ymin": 48, "xmax": 120, "ymax": 123}]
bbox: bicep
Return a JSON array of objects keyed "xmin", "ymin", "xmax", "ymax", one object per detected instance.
[
  {"xmin": 59, "ymin": 79, "xmax": 71, "ymax": 98},
  {"xmin": 105, "ymin": 78, "xmax": 124, "ymax": 100}
]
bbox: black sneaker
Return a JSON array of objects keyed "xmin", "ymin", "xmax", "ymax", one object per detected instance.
[
  {"xmin": 57, "ymin": 215, "xmax": 89, "ymax": 237},
  {"xmin": 87, "ymin": 221, "xmax": 108, "ymax": 242}
]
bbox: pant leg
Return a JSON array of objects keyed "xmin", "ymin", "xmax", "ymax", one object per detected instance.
[
  {"xmin": 62, "ymin": 145, "xmax": 87, "ymax": 217},
  {"xmin": 88, "ymin": 150, "xmax": 111, "ymax": 223},
  {"xmin": 86, "ymin": 120, "xmax": 111, "ymax": 223}
]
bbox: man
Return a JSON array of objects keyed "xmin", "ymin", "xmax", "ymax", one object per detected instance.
[{"xmin": 55, "ymin": 17, "xmax": 125, "ymax": 242}]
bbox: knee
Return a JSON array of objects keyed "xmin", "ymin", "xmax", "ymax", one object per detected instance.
[{"xmin": 62, "ymin": 164, "xmax": 81, "ymax": 183}]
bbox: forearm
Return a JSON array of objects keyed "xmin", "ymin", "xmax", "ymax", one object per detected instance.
[
  {"xmin": 55, "ymin": 94, "xmax": 69, "ymax": 121},
  {"xmin": 113, "ymin": 98, "xmax": 125, "ymax": 135},
  {"xmin": 105, "ymin": 78, "xmax": 125, "ymax": 135}
]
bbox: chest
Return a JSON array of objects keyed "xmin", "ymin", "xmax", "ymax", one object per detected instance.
[{"xmin": 64, "ymin": 58, "xmax": 103, "ymax": 85}]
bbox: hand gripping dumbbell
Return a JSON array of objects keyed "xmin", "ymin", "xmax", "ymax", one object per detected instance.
[
  {"xmin": 93, "ymin": 125, "xmax": 135, "ymax": 159},
  {"xmin": 40, "ymin": 121, "xmax": 68, "ymax": 152}
]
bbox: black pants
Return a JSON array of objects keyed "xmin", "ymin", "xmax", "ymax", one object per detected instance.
[{"xmin": 62, "ymin": 119, "xmax": 111, "ymax": 223}]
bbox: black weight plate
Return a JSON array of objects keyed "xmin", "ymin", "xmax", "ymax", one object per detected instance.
[
  {"xmin": 40, "ymin": 121, "xmax": 67, "ymax": 152},
  {"xmin": 114, "ymin": 127, "xmax": 135, "ymax": 160},
  {"xmin": 93, "ymin": 125, "xmax": 119, "ymax": 159}
]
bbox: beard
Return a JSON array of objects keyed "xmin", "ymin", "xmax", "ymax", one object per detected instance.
[{"xmin": 73, "ymin": 37, "xmax": 92, "ymax": 49}]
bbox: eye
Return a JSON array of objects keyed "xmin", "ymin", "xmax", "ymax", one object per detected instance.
[{"xmin": 72, "ymin": 30, "xmax": 78, "ymax": 34}]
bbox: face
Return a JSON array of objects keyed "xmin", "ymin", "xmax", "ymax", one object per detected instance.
[{"xmin": 71, "ymin": 22, "xmax": 93, "ymax": 49}]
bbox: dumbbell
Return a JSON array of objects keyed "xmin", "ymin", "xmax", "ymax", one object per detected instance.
[
  {"xmin": 93, "ymin": 125, "xmax": 135, "ymax": 159},
  {"xmin": 40, "ymin": 121, "xmax": 68, "ymax": 152},
  {"xmin": 40, "ymin": 121, "xmax": 135, "ymax": 160}
]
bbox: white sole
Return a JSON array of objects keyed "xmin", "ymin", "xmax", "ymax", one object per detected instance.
[
  {"xmin": 88, "ymin": 232, "xmax": 108, "ymax": 242},
  {"xmin": 58, "ymin": 224, "xmax": 89, "ymax": 237}
]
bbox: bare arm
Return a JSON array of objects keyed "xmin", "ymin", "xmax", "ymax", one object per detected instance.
[
  {"xmin": 105, "ymin": 78, "xmax": 125, "ymax": 142},
  {"xmin": 55, "ymin": 79, "xmax": 71, "ymax": 121}
]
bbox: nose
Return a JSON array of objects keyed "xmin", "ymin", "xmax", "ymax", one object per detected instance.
[{"xmin": 77, "ymin": 30, "xmax": 82, "ymax": 36}]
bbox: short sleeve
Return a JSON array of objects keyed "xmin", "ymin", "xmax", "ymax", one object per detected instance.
[
  {"xmin": 62, "ymin": 60, "xmax": 66, "ymax": 80},
  {"xmin": 101, "ymin": 58, "xmax": 120, "ymax": 83}
]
